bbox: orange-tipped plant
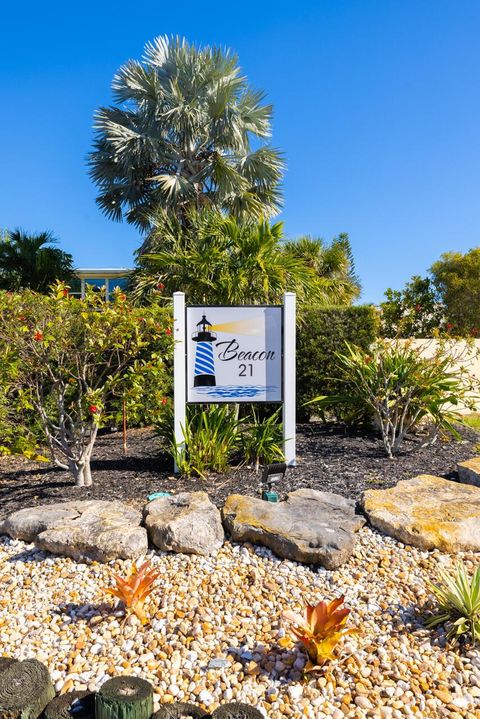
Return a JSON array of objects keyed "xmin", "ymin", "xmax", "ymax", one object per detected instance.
[
  {"xmin": 104, "ymin": 560, "xmax": 159, "ymax": 625},
  {"xmin": 282, "ymin": 596, "xmax": 358, "ymax": 671}
]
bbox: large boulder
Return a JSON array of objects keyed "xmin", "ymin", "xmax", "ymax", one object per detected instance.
[
  {"xmin": 0, "ymin": 500, "xmax": 147, "ymax": 562},
  {"xmin": 222, "ymin": 489, "xmax": 365, "ymax": 569},
  {"xmin": 362, "ymin": 474, "xmax": 480, "ymax": 552},
  {"xmin": 143, "ymin": 492, "xmax": 224, "ymax": 556},
  {"xmin": 457, "ymin": 457, "xmax": 480, "ymax": 488}
]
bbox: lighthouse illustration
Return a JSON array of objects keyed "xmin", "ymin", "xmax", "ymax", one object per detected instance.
[{"xmin": 192, "ymin": 314, "xmax": 217, "ymax": 387}]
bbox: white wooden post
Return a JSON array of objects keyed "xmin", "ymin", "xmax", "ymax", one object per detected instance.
[
  {"xmin": 173, "ymin": 292, "xmax": 186, "ymax": 472},
  {"xmin": 283, "ymin": 292, "xmax": 296, "ymax": 466}
]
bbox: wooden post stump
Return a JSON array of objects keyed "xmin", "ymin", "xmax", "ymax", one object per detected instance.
[
  {"xmin": 211, "ymin": 704, "xmax": 263, "ymax": 719},
  {"xmin": 96, "ymin": 676, "xmax": 153, "ymax": 719},
  {"xmin": 153, "ymin": 703, "xmax": 209, "ymax": 718},
  {"xmin": 0, "ymin": 658, "xmax": 55, "ymax": 718},
  {"xmin": 0, "ymin": 658, "xmax": 17, "ymax": 674},
  {"xmin": 44, "ymin": 690, "xmax": 95, "ymax": 718}
]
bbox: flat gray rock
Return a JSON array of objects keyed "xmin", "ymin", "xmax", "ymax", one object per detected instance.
[
  {"xmin": 222, "ymin": 488, "xmax": 366, "ymax": 569},
  {"xmin": 143, "ymin": 492, "xmax": 224, "ymax": 556},
  {"xmin": 0, "ymin": 500, "xmax": 147, "ymax": 562}
]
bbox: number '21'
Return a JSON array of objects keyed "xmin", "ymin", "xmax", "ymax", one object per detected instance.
[{"xmin": 239, "ymin": 363, "xmax": 253, "ymax": 377}]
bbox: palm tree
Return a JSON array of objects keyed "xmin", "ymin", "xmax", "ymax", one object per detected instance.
[
  {"xmin": 89, "ymin": 36, "xmax": 285, "ymax": 231},
  {"xmin": 283, "ymin": 234, "xmax": 361, "ymax": 305},
  {"xmin": 0, "ymin": 230, "xmax": 75, "ymax": 293},
  {"xmin": 131, "ymin": 210, "xmax": 355, "ymax": 307}
]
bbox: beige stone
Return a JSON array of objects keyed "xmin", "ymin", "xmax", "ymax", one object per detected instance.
[
  {"xmin": 457, "ymin": 456, "xmax": 480, "ymax": 487},
  {"xmin": 222, "ymin": 488, "xmax": 365, "ymax": 568},
  {"xmin": 362, "ymin": 474, "xmax": 480, "ymax": 552},
  {"xmin": 0, "ymin": 500, "xmax": 147, "ymax": 561},
  {"xmin": 143, "ymin": 491, "xmax": 224, "ymax": 556}
]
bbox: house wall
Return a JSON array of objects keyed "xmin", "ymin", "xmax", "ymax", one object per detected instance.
[{"xmin": 395, "ymin": 338, "xmax": 480, "ymax": 413}]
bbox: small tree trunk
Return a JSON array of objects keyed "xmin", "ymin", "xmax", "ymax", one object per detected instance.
[
  {"xmin": 83, "ymin": 460, "xmax": 93, "ymax": 487},
  {"xmin": 71, "ymin": 461, "xmax": 86, "ymax": 487},
  {"xmin": 72, "ymin": 426, "xmax": 98, "ymax": 487},
  {"xmin": 96, "ymin": 677, "xmax": 153, "ymax": 719}
]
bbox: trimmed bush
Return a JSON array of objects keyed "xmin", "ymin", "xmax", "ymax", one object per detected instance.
[{"xmin": 296, "ymin": 305, "xmax": 379, "ymax": 421}]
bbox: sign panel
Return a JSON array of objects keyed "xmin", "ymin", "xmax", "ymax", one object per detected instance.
[{"xmin": 186, "ymin": 306, "xmax": 282, "ymax": 403}]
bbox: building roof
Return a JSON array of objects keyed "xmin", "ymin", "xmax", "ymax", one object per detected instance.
[{"xmin": 75, "ymin": 268, "xmax": 132, "ymax": 278}]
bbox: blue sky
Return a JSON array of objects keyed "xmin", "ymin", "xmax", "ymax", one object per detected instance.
[{"xmin": 1, "ymin": 0, "xmax": 479, "ymax": 303}]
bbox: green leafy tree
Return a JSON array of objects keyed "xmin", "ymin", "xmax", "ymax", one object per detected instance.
[
  {"xmin": 131, "ymin": 210, "xmax": 318, "ymax": 305},
  {"xmin": 380, "ymin": 275, "xmax": 444, "ymax": 337},
  {"xmin": 0, "ymin": 230, "xmax": 75, "ymax": 293},
  {"xmin": 132, "ymin": 210, "xmax": 359, "ymax": 307},
  {"xmin": 0, "ymin": 285, "xmax": 172, "ymax": 485},
  {"xmin": 283, "ymin": 234, "xmax": 361, "ymax": 305},
  {"xmin": 431, "ymin": 248, "xmax": 480, "ymax": 336},
  {"xmin": 89, "ymin": 35, "xmax": 284, "ymax": 231}
]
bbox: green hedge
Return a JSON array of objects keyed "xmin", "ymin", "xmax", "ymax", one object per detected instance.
[{"xmin": 296, "ymin": 305, "xmax": 379, "ymax": 420}]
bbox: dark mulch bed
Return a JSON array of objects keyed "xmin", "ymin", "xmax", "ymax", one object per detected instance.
[{"xmin": 0, "ymin": 423, "xmax": 478, "ymax": 519}]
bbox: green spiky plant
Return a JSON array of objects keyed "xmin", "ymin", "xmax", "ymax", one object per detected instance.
[
  {"xmin": 309, "ymin": 339, "xmax": 477, "ymax": 458},
  {"xmin": 172, "ymin": 405, "xmax": 243, "ymax": 478},
  {"xmin": 242, "ymin": 408, "xmax": 284, "ymax": 472},
  {"xmin": 425, "ymin": 563, "xmax": 480, "ymax": 645}
]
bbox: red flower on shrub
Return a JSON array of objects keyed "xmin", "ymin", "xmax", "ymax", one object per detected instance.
[
  {"xmin": 161, "ymin": 397, "xmax": 168, "ymax": 405},
  {"xmin": 33, "ymin": 331, "xmax": 44, "ymax": 341},
  {"xmin": 165, "ymin": 328, "xmax": 172, "ymax": 335},
  {"xmin": 18, "ymin": 315, "xmax": 26, "ymax": 322},
  {"xmin": 157, "ymin": 282, "xmax": 165, "ymax": 291},
  {"xmin": 88, "ymin": 405, "xmax": 98, "ymax": 414},
  {"xmin": 446, "ymin": 323, "xmax": 454, "ymax": 332},
  {"xmin": 119, "ymin": 293, "xmax": 127, "ymax": 301}
]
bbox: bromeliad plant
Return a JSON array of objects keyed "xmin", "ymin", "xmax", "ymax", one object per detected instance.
[
  {"xmin": 425, "ymin": 563, "xmax": 480, "ymax": 645},
  {"xmin": 281, "ymin": 596, "xmax": 358, "ymax": 672},
  {"xmin": 104, "ymin": 560, "xmax": 159, "ymax": 625}
]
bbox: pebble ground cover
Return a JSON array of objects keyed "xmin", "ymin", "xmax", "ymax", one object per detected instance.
[{"xmin": 1, "ymin": 529, "xmax": 479, "ymax": 719}]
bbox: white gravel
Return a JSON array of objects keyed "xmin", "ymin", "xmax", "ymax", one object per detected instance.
[{"xmin": 0, "ymin": 528, "xmax": 479, "ymax": 718}]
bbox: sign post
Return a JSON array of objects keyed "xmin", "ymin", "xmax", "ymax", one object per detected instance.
[
  {"xmin": 173, "ymin": 292, "xmax": 186, "ymax": 473},
  {"xmin": 173, "ymin": 293, "xmax": 296, "ymax": 469},
  {"xmin": 283, "ymin": 292, "xmax": 296, "ymax": 466}
]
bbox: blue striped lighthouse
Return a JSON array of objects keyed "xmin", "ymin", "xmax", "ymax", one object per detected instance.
[{"xmin": 192, "ymin": 314, "xmax": 217, "ymax": 387}]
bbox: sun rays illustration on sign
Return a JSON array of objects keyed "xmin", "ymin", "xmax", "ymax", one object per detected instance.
[{"xmin": 192, "ymin": 314, "xmax": 217, "ymax": 387}]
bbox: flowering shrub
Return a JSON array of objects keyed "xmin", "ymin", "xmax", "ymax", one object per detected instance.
[{"xmin": 0, "ymin": 284, "xmax": 172, "ymax": 485}]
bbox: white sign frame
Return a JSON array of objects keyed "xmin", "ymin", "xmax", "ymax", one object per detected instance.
[
  {"xmin": 186, "ymin": 305, "xmax": 282, "ymax": 404},
  {"xmin": 173, "ymin": 292, "xmax": 296, "ymax": 467}
]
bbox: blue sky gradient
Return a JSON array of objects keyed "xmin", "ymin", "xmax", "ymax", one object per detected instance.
[{"xmin": 1, "ymin": 0, "xmax": 479, "ymax": 302}]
